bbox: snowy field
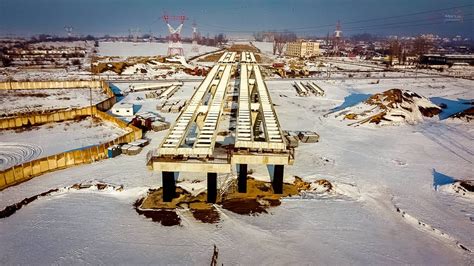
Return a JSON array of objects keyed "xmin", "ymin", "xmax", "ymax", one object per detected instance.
[
  {"xmin": 0, "ymin": 117, "xmax": 127, "ymax": 170},
  {"xmin": 0, "ymin": 88, "xmax": 108, "ymax": 116},
  {"xmin": 98, "ymin": 42, "xmax": 219, "ymax": 59},
  {"xmin": 0, "ymin": 76, "xmax": 473, "ymax": 264},
  {"xmin": 252, "ymin": 41, "xmax": 274, "ymax": 55},
  {"xmin": 109, "ymin": 81, "xmax": 199, "ymax": 122}
]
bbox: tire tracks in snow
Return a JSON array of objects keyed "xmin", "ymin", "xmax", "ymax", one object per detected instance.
[
  {"xmin": 364, "ymin": 188, "xmax": 472, "ymax": 254},
  {"xmin": 419, "ymin": 123, "xmax": 473, "ymax": 164},
  {"xmin": 0, "ymin": 142, "xmax": 43, "ymax": 170},
  {"xmin": 391, "ymin": 200, "xmax": 472, "ymax": 253}
]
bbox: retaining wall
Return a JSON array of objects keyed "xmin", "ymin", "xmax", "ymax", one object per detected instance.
[
  {"xmin": 0, "ymin": 81, "xmax": 142, "ymax": 190},
  {"xmin": 0, "ymin": 80, "xmax": 103, "ymax": 90}
]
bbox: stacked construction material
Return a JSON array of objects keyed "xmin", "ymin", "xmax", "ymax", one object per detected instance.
[
  {"xmin": 132, "ymin": 138, "xmax": 150, "ymax": 147},
  {"xmin": 152, "ymin": 121, "xmax": 170, "ymax": 132},
  {"xmin": 293, "ymin": 81, "xmax": 325, "ymax": 97},
  {"xmin": 156, "ymin": 100, "xmax": 166, "ymax": 111},
  {"xmin": 145, "ymin": 91, "xmax": 161, "ymax": 99},
  {"xmin": 120, "ymin": 144, "xmax": 133, "ymax": 154},
  {"xmin": 126, "ymin": 146, "xmax": 142, "ymax": 155},
  {"xmin": 115, "ymin": 138, "xmax": 149, "ymax": 156},
  {"xmin": 159, "ymin": 85, "xmax": 180, "ymax": 99},
  {"xmin": 283, "ymin": 131, "xmax": 300, "ymax": 148},
  {"xmin": 160, "ymin": 99, "xmax": 187, "ymax": 113},
  {"xmin": 144, "ymin": 85, "xmax": 181, "ymax": 99},
  {"xmin": 128, "ymin": 82, "xmax": 183, "ymax": 93},
  {"xmin": 306, "ymin": 82, "xmax": 325, "ymax": 96},
  {"xmin": 298, "ymin": 131, "xmax": 320, "ymax": 143},
  {"xmin": 293, "ymin": 82, "xmax": 311, "ymax": 96}
]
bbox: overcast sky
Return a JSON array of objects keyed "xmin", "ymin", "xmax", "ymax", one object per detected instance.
[{"xmin": 0, "ymin": 0, "xmax": 472, "ymax": 38}]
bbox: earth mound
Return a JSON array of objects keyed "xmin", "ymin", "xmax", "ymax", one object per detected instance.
[
  {"xmin": 338, "ymin": 89, "xmax": 441, "ymax": 126},
  {"xmin": 451, "ymin": 106, "xmax": 474, "ymax": 122}
]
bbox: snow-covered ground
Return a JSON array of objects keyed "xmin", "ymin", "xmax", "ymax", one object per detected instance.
[
  {"xmin": 109, "ymin": 81, "xmax": 199, "ymax": 122},
  {"xmin": 98, "ymin": 42, "xmax": 219, "ymax": 59},
  {"xmin": 0, "ymin": 88, "xmax": 108, "ymax": 116},
  {"xmin": 0, "ymin": 117, "xmax": 128, "ymax": 170},
  {"xmin": 0, "ymin": 76, "xmax": 473, "ymax": 264},
  {"xmin": 252, "ymin": 41, "xmax": 274, "ymax": 55}
]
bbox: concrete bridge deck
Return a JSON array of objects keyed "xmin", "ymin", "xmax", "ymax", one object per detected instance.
[{"xmin": 152, "ymin": 51, "xmax": 293, "ymax": 202}]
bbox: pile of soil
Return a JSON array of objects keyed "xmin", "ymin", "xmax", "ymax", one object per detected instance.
[
  {"xmin": 198, "ymin": 52, "xmax": 225, "ymax": 62},
  {"xmin": 134, "ymin": 197, "xmax": 182, "ymax": 226},
  {"xmin": 365, "ymin": 89, "xmax": 441, "ymax": 118},
  {"xmin": 135, "ymin": 187, "xmax": 217, "ymax": 226},
  {"xmin": 227, "ymin": 44, "xmax": 259, "ymax": 53},
  {"xmin": 451, "ymin": 106, "xmax": 474, "ymax": 122},
  {"xmin": 135, "ymin": 177, "xmax": 313, "ymax": 226},
  {"xmin": 340, "ymin": 89, "xmax": 441, "ymax": 126}
]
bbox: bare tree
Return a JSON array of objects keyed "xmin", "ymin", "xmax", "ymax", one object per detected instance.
[{"xmin": 273, "ymin": 31, "xmax": 296, "ymax": 55}]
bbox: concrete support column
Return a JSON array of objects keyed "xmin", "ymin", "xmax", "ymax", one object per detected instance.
[
  {"xmin": 272, "ymin": 165, "xmax": 284, "ymax": 194},
  {"xmin": 207, "ymin": 173, "xmax": 217, "ymax": 203},
  {"xmin": 162, "ymin": 171, "xmax": 176, "ymax": 202},
  {"xmin": 238, "ymin": 164, "xmax": 247, "ymax": 193}
]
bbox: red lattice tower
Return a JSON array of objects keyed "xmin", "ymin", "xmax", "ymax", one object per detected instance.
[{"xmin": 162, "ymin": 13, "xmax": 187, "ymax": 56}]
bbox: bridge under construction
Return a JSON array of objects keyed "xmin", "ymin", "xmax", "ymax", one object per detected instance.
[{"xmin": 151, "ymin": 51, "xmax": 294, "ymax": 202}]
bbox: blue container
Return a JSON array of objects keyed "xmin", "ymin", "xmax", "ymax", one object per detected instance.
[{"xmin": 107, "ymin": 147, "xmax": 114, "ymax": 158}]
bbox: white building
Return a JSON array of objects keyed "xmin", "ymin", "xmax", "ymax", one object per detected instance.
[
  {"xmin": 111, "ymin": 102, "xmax": 134, "ymax": 117},
  {"xmin": 286, "ymin": 40, "xmax": 320, "ymax": 58}
]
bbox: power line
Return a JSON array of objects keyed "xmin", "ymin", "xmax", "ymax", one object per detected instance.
[
  {"xmin": 342, "ymin": 13, "xmax": 473, "ymax": 31},
  {"xmin": 343, "ymin": 18, "xmax": 474, "ymax": 33},
  {"xmin": 198, "ymin": 3, "xmax": 473, "ymax": 33}
]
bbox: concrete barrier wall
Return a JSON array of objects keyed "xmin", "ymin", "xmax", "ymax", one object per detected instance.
[
  {"xmin": 0, "ymin": 106, "xmax": 96, "ymax": 129},
  {"xmin": 0, "ymin": 80, "xmax": 117, "ymax": 129},
  {"xmin": 0, "ymin": 127, "xmax": 139, "ymax": 190},
  {"xmin": 0, "ymin": 80, "xmax": 103, "ymax": 90},
  {"xmin": 0, "ymin": 110, "xmax": 141, "ymax": 190},
  {"xmin": 0, "ymin": 80, "xmax": 115, "ymax": 108},
  {"xmin": 0, "ymin": 80, "xmax": 142, "ymax": 190}
]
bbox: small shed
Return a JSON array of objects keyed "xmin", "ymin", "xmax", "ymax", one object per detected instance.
[{"xmin": 111, "ymin": 102, "xmax": 134, "ymax": 117}]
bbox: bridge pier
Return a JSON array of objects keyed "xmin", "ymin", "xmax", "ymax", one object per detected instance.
[
  {"xmin": 207, "ymin": 172, "xmax": 217, "ymax": 203},
  {"xmin": 238, "ymin": 164, "xmax": 247, "ymax": 193},
  {"xmin": 272, "ymin": 165, "xmax": 284, "ymax": 194},
  {"xmin": 162, "ymin": 171, "xmax": 176, "ymax": 202}
]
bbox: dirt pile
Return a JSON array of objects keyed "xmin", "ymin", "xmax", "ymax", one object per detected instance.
[
  {"xmin": 452, "ymin": 180, "xmax": 474, "ymax": 197},
  {"xmin": 135, "ymin": 187, "xmax": 218, "ymax": 226},
  {"xmin": 135, "ymin": 176, "xmax": 316, "ymax": 226},
  {"xmin": 451, "ymin": 105, "xmax": 474, "ymax": 122},
  {"xmin": 339, "ymin": 89, "xmax": 441, "ymax": 126},
  {"xmin": 198, "ymin": 52, "xmax": 225, "ymax": 62},
  {"xmin": 228, "ymin": 44, "xmax": 259, "ymax": 53}
]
